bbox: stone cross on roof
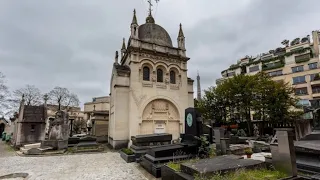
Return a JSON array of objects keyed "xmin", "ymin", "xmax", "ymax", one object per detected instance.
[{"xmin": 147, "ymin": 0, "xmax": 159, "ymax": 16}]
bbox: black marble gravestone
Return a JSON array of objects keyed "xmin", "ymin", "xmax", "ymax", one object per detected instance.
[{"xmin": 185, "ymin": 108, "xmax": 202, "ymax": 137}]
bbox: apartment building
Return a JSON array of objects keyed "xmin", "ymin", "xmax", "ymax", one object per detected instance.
[{"xmin": 217, "ymin": 30, "xmax": 320, "ymax": 110}]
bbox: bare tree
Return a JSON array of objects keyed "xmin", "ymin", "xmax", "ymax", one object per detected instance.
[
  {"xmin": 12, "ymin": 85, "xmax": 43, "ymax": 106},
  {"xmin": 48, "ymin": 86, "xmax": 80, "ymax": 110},
  {"xmin": 0, "ymin": 72, "xmax": 9, "ymax": 116},
  {"xmin": 72, "ymin": 118, "xmax": 86, "ymax": 134}
]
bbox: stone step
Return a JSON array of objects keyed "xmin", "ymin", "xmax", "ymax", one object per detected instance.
[
  {"xmin": 20, "ymin": 147, "xmax": 29, "ymax": 154},
  {"xmin": 23, "ymin": 143, "xmax": 41, "ymax": 149}
]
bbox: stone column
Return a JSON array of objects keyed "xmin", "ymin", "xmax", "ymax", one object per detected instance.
[
  {"xmin": 214, "ymin": 127, "xmax": 225, "ymax": 155},
  {"xmin": 271, "ymin": 128, "xmax": 297, "ymax": 177}
]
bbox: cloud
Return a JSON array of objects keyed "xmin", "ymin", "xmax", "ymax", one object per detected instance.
[{"xmin": 0, "ymin": 0, "xmax": 319, "ymax": 108}]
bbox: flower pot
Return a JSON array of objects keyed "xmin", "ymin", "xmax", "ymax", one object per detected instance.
[
  {"xmin": 120, "ymin": 151, "xmax": 136, "ymax": 163},
  {"xmin": 246, "ymin": 154, "xmax": 252, "ymax": 158}
]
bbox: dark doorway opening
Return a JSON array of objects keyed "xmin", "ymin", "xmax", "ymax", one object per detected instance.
[{"xmin": 0, "ymin": 123, "xmax": 5, "ymax": 135}]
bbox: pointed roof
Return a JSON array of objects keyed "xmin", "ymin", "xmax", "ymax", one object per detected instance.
[
  {"xmin": 131, "ymin": 9, "xmax": 138, "ymax": 25},
  {"xmin": 121, "ymin": 38, "xmax": 126, "ymax": 50},
  {"xmin": 178, "ymin": 23, "xmax": 184, "ymax": 37}
]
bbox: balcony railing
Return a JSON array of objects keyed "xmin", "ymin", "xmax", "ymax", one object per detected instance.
[
  {"xmin": 295, "ymin": 53, "xmax": 311, "ymax": 63},
  {"xmin": 312, "ymin": 88, "xmax": 320, "ymax": 94},
  {"xmin": 262, "ymin": 62, "xmax": 285, "ymax": 71}
]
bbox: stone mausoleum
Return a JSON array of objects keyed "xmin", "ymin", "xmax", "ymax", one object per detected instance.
[{"xmin": 108, "ymin": 10, "xmax": 194, "ymax": 149}]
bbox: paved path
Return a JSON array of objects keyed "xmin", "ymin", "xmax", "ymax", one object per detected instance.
[
  {"xmin": 0, "ymin": 141, "xmax": 16, "ymax": 158},
  {"xmin": 0, "ymin": 152, "xmax": 148, "ymax": 180}
]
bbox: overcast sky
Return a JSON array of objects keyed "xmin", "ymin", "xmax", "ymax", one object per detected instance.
[{"xmin": 1, "ymin": 0, "xmax": 320, "ymax": 108}]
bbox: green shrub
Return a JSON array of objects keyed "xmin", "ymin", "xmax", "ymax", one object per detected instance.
[
  {"xmin": 167, "ymin": 162, "xmax": 181, "ymax": 171},
  {"xmin": 244, "ymin": 148, "xmax": 253, "ymax": 155},
  {"xmin": 121, "ymin": 148, "xmax": 134, "ymax": 155}
]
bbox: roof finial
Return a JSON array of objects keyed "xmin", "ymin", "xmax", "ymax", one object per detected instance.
[
  {"xmin": 121, "ymin": 38, "xmax": 126, "ymax": 50},
  {"xmin": 178, "ymin": 23, "xmax": 184, "ymax": 37},
  {"xmin": 146, "ymin": 0, "xmax": 159, "ymax": 23},
  {"xmin": 131, "ymin": 9, "xmax": 138, "ymax": 25}
]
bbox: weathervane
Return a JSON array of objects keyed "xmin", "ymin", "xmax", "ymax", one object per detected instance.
[{"xmin": 147, "ymin": 0, "xmax": 159, "ymax": 16}]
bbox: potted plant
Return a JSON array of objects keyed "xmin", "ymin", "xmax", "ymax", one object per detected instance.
[
  {"xmin": 245, "ymin": 148, "xmax": 253, "ymax": 158},
  {"xmin": 120, "ymin": 148, "xmax": 136, "ymax": 163}
]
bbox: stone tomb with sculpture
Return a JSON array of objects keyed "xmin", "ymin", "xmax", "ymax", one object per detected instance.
[{"xmin": 20, "ymin": 110, "xmax": 102, "ymax": 155}]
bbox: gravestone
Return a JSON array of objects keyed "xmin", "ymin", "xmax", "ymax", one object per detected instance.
[
  {"xmin": 214, "ymin": 127, "xmax": 230, "ymax": 155},
  {"xmin": 130, "ymin": 133, "xmax": 172, "ymax": 159},
  {"xmin": 185, "ymin": 108, "xmax": 202, "ymax": 137},
  {"xmin": 270, "ymin": 128, "xmax": 297, "ymax": 177},
  {"xmin": 139, "ymin": 108, "xmax": 203, "ymax": 178},
  {"xmin": 41, "ymin": 110, "xmax": 70, "ymax": 150},
  {"xmin": 180, "ymin": 155, "xmax": 265, "ymax": 178}
]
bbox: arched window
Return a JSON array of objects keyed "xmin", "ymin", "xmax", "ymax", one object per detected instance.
[
  {"xmin": 157, "ymin": 69, "xmax": 163, "ymax": 82},
  {"xmin": 170, "ymin": 71, "xmax": 176, "ymax": 84},
  {"xmin": 143, "ymin": 67, "xmax": 150, "ymax": 81}
]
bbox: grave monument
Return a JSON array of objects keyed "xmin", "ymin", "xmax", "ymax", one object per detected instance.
[
  {"xmin": 41, "ymin": 110, "xmax": 70, "ymax": 150},
  {"xmin": 139, "ymin": 108, "xmax": 203, "ymax": 178}
]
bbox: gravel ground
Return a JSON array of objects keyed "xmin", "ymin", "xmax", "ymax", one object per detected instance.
[{"xmin": 0, "ymin": 152, "xmax": 148, "ymax": 180}]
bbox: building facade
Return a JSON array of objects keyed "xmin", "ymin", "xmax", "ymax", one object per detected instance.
[
  {"xmin": 84, "ymin": 96, "xmax": 109, "ymax": 141},
  {"xmin": 108, "ymin": 10, "xmax": 194, "ymax": 149},
  {"xmin": 217, "ymin": 30, "xmax": 320, "ymax": 114}
]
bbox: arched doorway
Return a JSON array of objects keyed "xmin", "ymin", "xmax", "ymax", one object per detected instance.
[
  {"xmin": 0, "ymin": 123, "xmax": 5, "ymax": 135},
  {"xmin": 140, "ymin": 99, "xmax": 180, "ymax": 139}
]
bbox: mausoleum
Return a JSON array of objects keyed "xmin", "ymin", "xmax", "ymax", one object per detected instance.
[{"xmin": 108, "ymin": 10, "xmax": 194, "ymax": 149}]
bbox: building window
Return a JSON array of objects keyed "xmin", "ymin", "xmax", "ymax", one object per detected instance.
[
  {"xmin": 297, "ymin": 99, "xmax": 310, "ymax": 106},
  {"xmin": 312, "ymin": 86, "xmax": 320, "ymax": 94},
  {"xmin": 31, "ymin": 125, "xmax": 35, "ymax": 132},
  {"xmin": 293, "ymin": 76, "xmax": 306, "ymax": 84},
  {"xmin": 268, "ymin": 70, "xmax": 283, "ymax": 77},
  {"xmin": 310, "ymin": 73, "xmax": 320, "ymax": 81},
  {"xmin": 227, "ymin": 72, "xmax": 235, "ymax": 77},
  {"xmin": 295, "ymin": 87, "xmax": 308, "ymax": 96},
  {"xmin": 292, "ymin": 65, "xmax": 304, "ymax": 73},
  {"xmin": 170, "ymin": 71, "xmax": 176, "ymax": 84},
  {"xmin": 249, "ymin": 65, "xmax": 259, "ymax": 72},
  {"xmin": 157, "ymin": 69, "xmax": 163, "ymax": 82},
  {"xmin": 309, "ymin": 62, "xmax": 318, "ymax": 70},
  {"xmin": 143, "ymin": 67, "xmax": 150, "ymax": 81}
]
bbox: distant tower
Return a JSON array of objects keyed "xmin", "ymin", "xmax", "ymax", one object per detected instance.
[{"xmin": 197, "ymin": 71, "xmax": 201, "ymax": 100}]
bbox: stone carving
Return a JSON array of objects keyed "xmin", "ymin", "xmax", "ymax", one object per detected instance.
[
  {"xmin": 165, "ymin": 76, "xmax": 170, "ymax": 84},
  {"xmin": 151, "ymin": 73, "xmax": 156, "ymax": 82},
  {"xmin": 142, "ymin": 99, "xmax": 179, "ymax": 121},
  {"xmin": 139, "ymin": 53, "xmax": 182, "ymax": 64},
  {"xmin": 48, "ymin": 111, "xmax": 69, "ymax": 140},
  {"xmin": 253, "ymin": 124, "xmax": 260, "ymax": 137}
]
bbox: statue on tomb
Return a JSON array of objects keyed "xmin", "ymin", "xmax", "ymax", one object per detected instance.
[
  {"xmin": 87, "ymin": 113, "xmax": 93, "ymax": 135},
  {"xmin": 253, "ymin": 124, "xmax": 260, "ymax": 137},
  {"xmin": 48, "ymin": 110, "xmax": 70, "ymax": 140}
]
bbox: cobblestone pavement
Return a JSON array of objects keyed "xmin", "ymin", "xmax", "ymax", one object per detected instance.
[{"xmin": 0, "ymin": 152, "xmax": 148, "ymax": 180}]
